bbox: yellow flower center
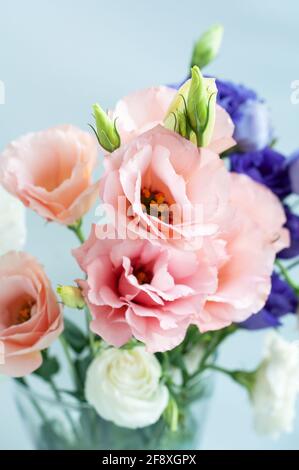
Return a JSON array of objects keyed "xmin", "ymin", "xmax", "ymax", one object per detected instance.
[
  {"xmin": 134, "ymin": 268, "xmax": 151, "ymax": 285},
  {"xmin": 17, "ymin": 300, "xmax": 34, "ymax": 324},
  {"xmin": 141, "ymin": 188, "xmax": 172, "ymax": 223}
]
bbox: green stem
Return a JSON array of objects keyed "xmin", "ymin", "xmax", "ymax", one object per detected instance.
[
  {"xmin": 84, "ymin": 306, "xmax": 97, "ymax": 355},
  {"xmin": 49, "ymin": 377, "xmax": 80, "ymax": 440},
  {"xmin": 49, "ymin": 378, "xmax": 60, "ymax": 401},
  {"xmin": 198, "ymin": 325, "xmax": 237, "ymax": 371},
  {"xmin": 275, "ymin": 259, "xmax": 299, "ymax": 293},
  {"xmin": 204, "ymin": 364, "xmax": 234, "ymax": 376},
  {"xmin": 67, "ymin": 219, "xmax": 97, "ymax": 355},
  {"xmin": 205, "ymin": 364, "xmax": 257, "ymax": 393},
  {"xmin": 68, "ymin": 219, "xmax": 85, "ymax": 244},
  {"xmin": 59, "ymin": 335, "xmax": 79, "ymax": 389},
  {"xmin": 15, "ymin": 377, "xmax": 48, "ymax": 422}
]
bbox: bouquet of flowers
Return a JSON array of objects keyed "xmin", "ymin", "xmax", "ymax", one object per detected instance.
[{"xmin": 0, "ymin": 25, "xmax": 299, "ymax": 450}]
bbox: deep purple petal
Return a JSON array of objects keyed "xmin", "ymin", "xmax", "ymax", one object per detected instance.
[
  {"xmin": 238, "ymin": 272, "xmax": 298, "ymax": 330},
  {"xmin": 230, "ymin": 147, "xmax": 291, "ymax": 199},
  {"xmin": 278, "ymin": 206, "xmax": 299, "ymax": 259}
]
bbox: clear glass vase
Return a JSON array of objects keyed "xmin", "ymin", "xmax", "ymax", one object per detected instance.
[{"xmin": 14, "ymin": 374, "xmax": 213, "ymax": 450}]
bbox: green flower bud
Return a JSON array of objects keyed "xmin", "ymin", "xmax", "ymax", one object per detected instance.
[
  {"xmin": 164, "ymin": 80, "xmax": 190, "ymax": 129},
  {"xmin": 191, "ymin": 24, "xmax": 224, "ymax": 69},
  {"xmin": 91, "ymin": 103, "xmax": 120, "ymax": 153},
  {"xmin": 187, "ymin": 66, "xmax": 207, "ymax": 132},
  {"xmin": 230, "ymin": 369, "xmax": 257, "ymax": 395},
  {"xmin": 164, "ymin": 66, "xmax": 217, "ymax": 147},
  {"xmin": 57, "ymin": 285, "xmax": 85, "ymax": 310},
  {"xmin": 199, "ymin": 77, "xmax": 217, "ymax": 147},
  {"xmin": 177, "ymin": 110, "xmax": 188, "ymax": 138}
]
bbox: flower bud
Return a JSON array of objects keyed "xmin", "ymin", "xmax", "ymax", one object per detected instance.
[
  {"xmin": 187, "ymin": 65, "xmax": 207, "ymax": 130},
  {"xmin": 57, "ymin": 285, "xmax": 85, "ymax": 309},
  {"xmin": 164, "ymin": 66, "xmax": 217, "ymax": 147},
  {"xmin": 191, "ymin": 24, "xmax": 224, "ymax": 69},
  {"xmin": 91, "ymin": 103, "xmax": 120, "ymax": 152}
]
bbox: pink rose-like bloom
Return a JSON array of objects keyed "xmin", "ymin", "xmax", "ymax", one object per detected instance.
[
  {"xmin": 73, "ymin": 226, "xmax": 217, "ymax": 352},
  {"xmin": 85, "ymin": 126, "xmax": 289, "ymax": 349},
  {"xmin": 0, "ymin": 252, "xmax": 63, "ymax": 377},
  {"xmin": 199, "ymin": 173, "xmax": 289, "ymax": 332},
  {"xmin": 75, "ymin": 170, "xmax": 288, "ymax": 351},
  {"xmin": 110, "ymin": 86, "xmax": 235, "ymax": 153},
  {"xmin": 99, "ymin": 126, "xmax": 229, "ymax": 244},
  {"xmin": 0, "ymin": 125, "xmax": 99, "ymax": 225},
  {"xmin": 109, "ymin": 87, "xmax": 176, "ymax": 145}
]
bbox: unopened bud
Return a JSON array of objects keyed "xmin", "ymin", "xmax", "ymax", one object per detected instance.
[
  {"xmin": 191, "ymin": 24, "xmax": 224, "ymax": 69},
  {"xmin": 91, "ymin": 103, "xmax": 120, "ymax": 152},
  {"xmin": 164, "ymin": 66, "xmax": 217, "ymax": 147},
  {"xmin": 57, "ymin": 285, "xmax": 85, "ymax": 310}
]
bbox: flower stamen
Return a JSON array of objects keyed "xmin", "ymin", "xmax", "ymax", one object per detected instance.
[
  {"xmin": 134, "ymin": 268, "xmax": 151, "ymax": 285},
  {"xmin": 141, "ymin": 188, "xmax": 172, "ymax": 223},
  {"xmin": 17, "ymin": 300, "xmax": 34, "ymax": 324}
]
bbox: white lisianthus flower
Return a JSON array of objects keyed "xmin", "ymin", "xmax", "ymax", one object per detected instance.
[
  {"xmin": 85, "ymin": 346, "xmax": 169, "ymax": 429},
  {"xmin": 0, "ymin": 184, "xmax": 26, "ymax": 255},
  {"xmin": 251, "ymin": 331, "xmax": 299, "ymax": 438}
]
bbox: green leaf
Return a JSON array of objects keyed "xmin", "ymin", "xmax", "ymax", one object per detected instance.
[
  {"xmin": 74, "ymin": 355, "xmax": 92, "ymax": 392},
  {"xmin": 34, "ymin": 352, "xmax": 60, "ymax": 381},
  {"xmin": 63, "ymin": 318, "xmax": 88, "ymax": 354},
  {"xmin": 191, "ymin": 24, "xmax": 224, "ymax": 69}
]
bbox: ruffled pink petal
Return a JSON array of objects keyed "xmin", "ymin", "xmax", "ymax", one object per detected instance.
[
  {"xmin": 89, "ymin": 305, "xmax": 132, "ymax": 347},
  {"xmin": 110, "ymin": 86, "xmax": 176, "ymax": 144},
  {"xmin": 209, "ymin": 105, "xmax": 236, "ymax": 154},
  {"xmin": 230, "ymin": 173, "xmax": 289, "ymax": 252},
  {"xmin": 0, "ymin": 351, "xmax": 42, "ymax": 377},
  {"xmin": 0, "ymin": 125, "xmax": 98, "ymax": 225}
]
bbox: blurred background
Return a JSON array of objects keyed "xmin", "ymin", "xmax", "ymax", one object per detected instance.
[{"xmin": 0, "ymin": 0, "xmax": 298, "ymax": 450}]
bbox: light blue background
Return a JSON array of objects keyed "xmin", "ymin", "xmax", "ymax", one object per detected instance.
[{"xmin": 0, "ymin": 0, "xmax": 298, "ymax": 450}]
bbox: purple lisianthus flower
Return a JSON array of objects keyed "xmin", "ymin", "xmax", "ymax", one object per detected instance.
[
  {"xmin": 216, "ymin": 79, "xmax": 272, "ymax": 152},
  {"xmin": 239, "ymin": 272, "xmax": 298, "ymax": 330},
  {"xmin": 278, "ymin": 206, "xmax": 299, "ymax": 259},
  {"xmin": 287, "ymin": 151, "xmax": 299, "ymax": 194},
  {"xmin": 230, "ymin": 147, "xmax": 291, "ymax": 199},
  {"xmin": 215, "ymin": 79, "xmax": 257, "ymax": 116}
]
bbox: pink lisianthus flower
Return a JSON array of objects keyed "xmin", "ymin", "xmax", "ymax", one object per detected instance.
[
  {"xmin": 91, "ymin": 125, "xmax": 289, "ymax": 347},
  {"xmin": 73, "ymin": 226, "xmax": 217, "ymax": 352},
  {"xmin": 0, "ymin": 125, "xmax": 99, "ymax": 225},
  {"xmin": 75, "ymin": 168, "xmax": 289, "ymax": 350},
  {"xmin": 198, "ymin": 173, "xmax": 290, "ymax": 332},
  {"xmin": 110, "ymin": 86, "xmax": 235, "ymax": 153},
  {"xmin": 0, "ymin": 252, "xmax": 63, "ymax": 377},
  {"xmin": 99, "ymin": 125, "xmax": 229, "ymax": 245},
  {"xmin": 109, "ymin": 87, "xmax": 177, "ymax": 145}
]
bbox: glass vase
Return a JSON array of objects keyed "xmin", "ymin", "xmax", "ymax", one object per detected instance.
[{"xmin": 14, "ymin": 373, "xmax": 213, "ymax": 450}]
